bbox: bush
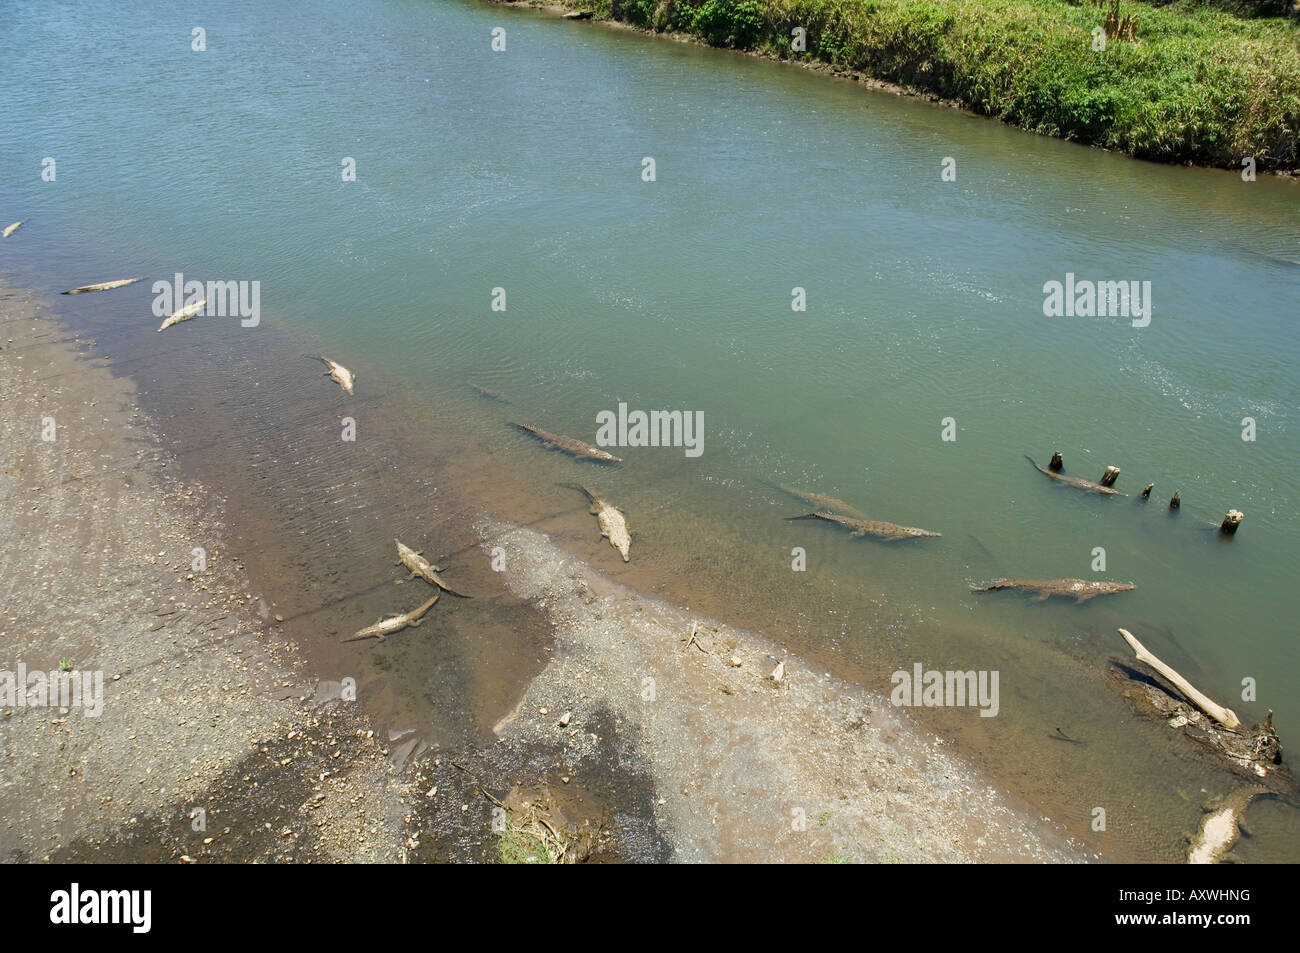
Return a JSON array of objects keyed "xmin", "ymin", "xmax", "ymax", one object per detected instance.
[
  {"xmin": 689, "ymin": 0, "xmax": 768, "ymax": 48},
  {"xmin": 584, "ymin": 0, "xmax": 1300, "ymax": 169}
]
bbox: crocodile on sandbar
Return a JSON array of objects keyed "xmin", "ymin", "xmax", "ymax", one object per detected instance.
[
  {"xmin": 977, "ymin": 578, "xmax": 1136, "ymax": 602},
  {"xmin": 342, "ymin": 593, "xmax": 439, "ymax": 642},
  {"xmin": 394, "ymin": 539, "xmax": 470, "ymax": 597},
  {"xmin": 62, "ymin": 277, "xmax": 145, "ymax": 295},
  {"xmin": 1026, "ymin": 456, "xmax": 1126, "ymax": 495},
  {"xmin": 563, "ymin": 484, "xmax": 631, "ymax": 561},
  {"xmin": 788, "ymin": 511, "xmax": 941, "ymax": 541},
  {"xmin": 514, "ymin": 423, "xmax": 622, "ymax": 463}
]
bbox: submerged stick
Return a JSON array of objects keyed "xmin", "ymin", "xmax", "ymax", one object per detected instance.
[{"xmin": 1117, "ymin": 628, "xmax": 1240, "ymax": 730}]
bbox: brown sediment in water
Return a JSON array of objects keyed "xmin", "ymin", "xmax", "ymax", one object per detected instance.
[
  {"xmin": 16, "ymin": 255, "xmax": 1284, "ymax": 862},
  {"xmin": 0, "ymin": 276, "xmax": 1091, "ymax": 861},
  {"xmin": 74, "ymin": 295, "xmax": 1195, "ymax": 861}
]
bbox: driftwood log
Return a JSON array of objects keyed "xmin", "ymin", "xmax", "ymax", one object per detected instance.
[
  {"xmin": 1049, "ymin": 450, "xmax": 1064, "ymax": 472},
  {"xmin": 1220, "ymin": 509, "xmax": 1244, "ymax": 535},
  {"xmin": 1119, "ymin": 628, "xmax": 1239, "ymax": 729},
  {"xmin": 1141, "ymin": 482, "xmax": 1154, "ymax": 499},
  {"xmin": 1169, "ymin": 491, "xmax": 1181, "ymax": 510},
  {"xmin": 1115, "ymin": 629, "xmax": 1286, "ymax": 784},
  {"xmin": 1099, "ymin": 465, "xmax": 1121, "ymax": 488}
]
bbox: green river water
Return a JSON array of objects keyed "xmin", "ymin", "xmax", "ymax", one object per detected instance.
[{"xmin": 2, "ymin": 0, "xmax": 1297, "ymax": 861}]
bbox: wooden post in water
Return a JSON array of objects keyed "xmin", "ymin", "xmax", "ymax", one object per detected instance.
[
  {"xmin": 1141, "ymin": 483, "xmax": 1154, "ymax": 499},
  {"xmin": 1169, "ymin": 491, "xmax": 1181, "ymax": 510},
  {"xmin": 1099, "ymin": 465, "xmax": 1121, "ymax": 488},
  {"xmin": 1049, "ymin": 451, "xmax": 1064, "ymax": 472},
  {"xmin": 1220, "ymin": 509, "xmax": 1244, "ymax": 535}
]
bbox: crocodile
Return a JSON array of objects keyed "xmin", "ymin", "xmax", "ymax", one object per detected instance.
[
  {"xmin": 564, "ymin": 484, "xmax": 631, "ymax": 561},
  {"xmin": 514, "ymin": 423, "xmax": 622, "ymax": 463},
  {"xmin": 469, "ymin": 382, "xmax": 509, "ymax": 403},
  {"xmin": 788, "ymin": 511, "xmax": 941, "ymax": 541},
  {"xmin": 2, "ymin": 221, "xmax": 22, "ymax": 239},
  {"xmin": 157, "ymin": 298, "xmax": 206, "ymax": 332},
  {"xmin": 766, "ymin": 481, "xmax": 867, "ymax": 519},
  {"xmin": 316, "ymin": 356, "xmax": 355, "ymax": 395},
  {"xmin": 1026, "ymin": 456, "xmax": 1125, "ymax": 495},
  {"xmin": 342, "ymin": 593, "xmax": 439, "ymax": 642},
  {"xmin": 62, "ymin": 277, "xmax": 145, "ymax": 295},
  {"xmin": 394, "ymin": 539, "xmax": 470, "ymax": 597},
  {"xmin": 977, "ymin": 578, "xmax": 1136, "ymax": 603},
  {"xmin": 1188, "ymin": 787, "xmax": 1268, "ymax": 864}
]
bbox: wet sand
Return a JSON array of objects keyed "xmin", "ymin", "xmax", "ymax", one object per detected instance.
[
  {"xmin": 482, "ymin": 516, "xmax": 1083, "ymax": 862},
  {"xmin": 0, "ymin": 279, "xmax": 1086, "ymax": 862}
]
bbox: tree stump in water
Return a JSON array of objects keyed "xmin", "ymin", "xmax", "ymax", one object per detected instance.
[
  {"xmin": 1141, "ymin": 483, "xmax": 1154, "ymax": 499},
  {"xmin": 1049, "ymin": 451, "xmax": 1064, "ymax": 472},
  {"xmin": 1221, "ymin": 510, "xmax": 1244, "ymax": 535},
  {"xmin": 1170, "ymin": 491, "xmax": 1181, "ymax": 510},
  {"xmin": 1099, "ymin": 465, "xmax": 1121, "ymax": 488}
]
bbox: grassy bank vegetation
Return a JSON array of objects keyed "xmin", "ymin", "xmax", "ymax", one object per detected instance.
[{"xmin": 533, "ymin": 0, "xmax": 1300, "ymax": 169}]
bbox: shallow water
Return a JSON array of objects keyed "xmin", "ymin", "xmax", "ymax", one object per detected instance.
[{"xmin": 2, "ymin": 0, "xmax": 1298, "ymax": 861}]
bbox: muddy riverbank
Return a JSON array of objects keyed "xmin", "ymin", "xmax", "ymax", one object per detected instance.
[{"xmin": 0, "ymin": 280, "xmax": 424, "ymax": 862}]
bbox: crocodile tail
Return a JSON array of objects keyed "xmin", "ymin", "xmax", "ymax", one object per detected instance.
[{"xmin": 557, "ymin": 481, "xmax": 595, "ymax": 502}]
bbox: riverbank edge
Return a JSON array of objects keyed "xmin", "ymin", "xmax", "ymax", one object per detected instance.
[
  {"xmin": 488, "ymin": 0, "xmax": 1300, "ymax": 175},
  {"xmin": 0, "ymin": 281, "xmax": 426, "ymax": 862}
]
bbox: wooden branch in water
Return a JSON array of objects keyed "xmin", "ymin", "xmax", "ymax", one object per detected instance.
[{"xmin": 1118, "ymin": 628, "xmax": 1240, "ymax": 730}]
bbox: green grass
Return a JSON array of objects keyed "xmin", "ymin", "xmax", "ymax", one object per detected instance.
[
  {"xmin": 547, "ymin": 0, "xmax": 1300, "ymax": 169},
  {"xmin": 496, "ymin": 827, "xmax": 555, "ymax": 864}
]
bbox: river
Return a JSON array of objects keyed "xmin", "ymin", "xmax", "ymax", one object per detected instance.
[{"xmin": 2, "ymin": 0, "xmax": 1297, "ymax": 861}]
